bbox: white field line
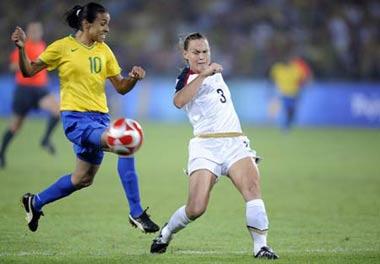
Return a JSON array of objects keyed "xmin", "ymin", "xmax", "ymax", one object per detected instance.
[
  {"xmin": 176, "ymin": 248, "xmax": 379, "ymax": 254},
  {"xmin": 0, "ymin": 248, "xmax": 379, "ymax": 257}
]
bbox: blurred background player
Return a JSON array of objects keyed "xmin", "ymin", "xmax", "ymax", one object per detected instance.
[
  {"xmin": 269, "ymin": 56, "xmax": 312, "ymax": 131},
  {"xmin": 12, "ymin": 3, "xmax": 158, "ymax": 233},
  {"xmin": 150, "ymin": 33, "xmax": 278, "ymax": 259},
  {"xmin": 0, "ymin": 22, "xmax": 60, "ymax": 169}
]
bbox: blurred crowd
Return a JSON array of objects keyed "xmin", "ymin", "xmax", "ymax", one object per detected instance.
[{"xmin": 1, "ymin": 0, "xmax": 379, "ymax": 80}]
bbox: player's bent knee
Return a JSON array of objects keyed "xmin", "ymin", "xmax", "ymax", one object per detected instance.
[
  {"xmin": 74, "ymin": 177, "xmax": 94, "ymax": 189},
  {"xmin": 186, "ymin": 204, "xmax": 207, "ymax": 220},
  {"xmin": 71, "ymin": 171, "xmax": 96, "ymax": 189}
]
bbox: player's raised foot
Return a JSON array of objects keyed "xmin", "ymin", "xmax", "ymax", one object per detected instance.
[
  {"xmin": 129, "ymin": 207, "xmax": 159, "ymax": 233},
  {"xmin": 41, "ymin": 140, "xmax": 56, "ymax": 155},
  {"xmin": 255, "ymin": 246, "xmax": 279, "ymax": 260},
  {"xmin": 150, "ymin": 224, "xmax": 171, "ymax": 254},
  {"xmin": 21, "ymin": 193, "xmax": 44, "ymax": 232}
]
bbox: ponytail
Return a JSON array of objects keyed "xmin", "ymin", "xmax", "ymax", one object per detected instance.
[
  {"xmin": 65, "ymin": 5, "xmax": 82, "ymax": 30},
  {"xmin": 64, "ymin": 2, "xmax": 107, "ymax": 30}
]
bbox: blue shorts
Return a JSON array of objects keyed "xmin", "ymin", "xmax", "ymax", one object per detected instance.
[{"xmin": 61, "ymin": 111, "xmax": 110, "ymax": 165}]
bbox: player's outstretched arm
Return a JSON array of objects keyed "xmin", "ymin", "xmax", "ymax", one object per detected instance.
[
  {"xmin": 173, "ymin": 63, "xmax": 223, "ymax": 108},
  {"xmin": 11, "ymin": 26, "xmax": 47, "ymax": 77},
  {"xmin": 109, "ymin": 66, "xmax": 145, "ymax": 95}
]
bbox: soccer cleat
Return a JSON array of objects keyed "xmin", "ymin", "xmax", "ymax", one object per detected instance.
[
  {"xmin": 129, "ymin": 207, "xmax": 159, "ymax": 233},
  {"xmin": 254, "ymin": 246, "xmax": 279, "ymax": 259},
  {"xmin": 150, "ymin": 224, "xmax": 171, "ymax": 254},
  {"xmin": 41, "ymin": 140, "xmax": 56, "ymax": 155},
  {"xmin": 21, "ymin": 193, "xmax": 44, "ymax": 232}
]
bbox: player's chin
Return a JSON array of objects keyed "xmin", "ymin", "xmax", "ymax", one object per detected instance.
[{"xmin": 97, "ymin": 35, "xmax": 107, "ymax": 42}]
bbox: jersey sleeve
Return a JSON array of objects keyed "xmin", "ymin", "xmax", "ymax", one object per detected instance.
[
  {"xmin": 105, "ymin": 45, "xmax": 122, "ymax": 77},
  {"xmin": 175, "ymin": 67, "xmax": 190, "ymax": 93},
  {"xmin": 39, "ymin": 40, "xmax": 62, "ymax": 71}
]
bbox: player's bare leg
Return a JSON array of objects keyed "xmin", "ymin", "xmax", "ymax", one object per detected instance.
[
  {"xmin": 228, "ymin": 157, "xmax": 278, "ymax": 259},
  {"xmin": 22, "ymin": 158, "xmax": 99, "ymax": 232},
  {"xmin": 151, "ymin": 169, "xmax": 217, "ymax": 253}
]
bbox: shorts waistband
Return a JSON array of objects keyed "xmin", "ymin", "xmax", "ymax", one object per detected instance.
[{"xmin": 195, "ymin": 132, "xmax": 244, "ymax": 138}]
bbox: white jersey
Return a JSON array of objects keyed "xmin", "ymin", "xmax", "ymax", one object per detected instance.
[{"xmin": 175, "ymin": 67, "xmax": 242, "ymax": 136}]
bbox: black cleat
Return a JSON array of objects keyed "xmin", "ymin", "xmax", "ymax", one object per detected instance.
[
  {"xmin": 255, "ymin": 246, "xmax": 279, "ymax": 259},
  {"xmin": 150, "ymin": 224, "xmax": 171, "ymax": 254},
  {"xmin": 21, "ymin": 193, "xmax": 44, "ymax": 232},
  {"xmin": 129, "ymin": 208, "xmax": 159, "ymax": 233},
  {"xmin": 41, "ymin": 140, "xmax": 56, "ymax": 155}
]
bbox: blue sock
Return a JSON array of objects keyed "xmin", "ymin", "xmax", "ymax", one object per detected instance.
[
  {"xmin": 117, "ymin": 156, "xmax": 143, "ymax": 217},
  {"xmin": 33, "ymin": 174, "xmax": 76, "ymax": 212}
]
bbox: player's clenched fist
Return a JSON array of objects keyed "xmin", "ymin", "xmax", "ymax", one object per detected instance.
[
  {"xmin": 128, "ymin": 66, "xmax": 145, "ymax": 80},
  {"xmin": 200, "ymin": 63, "xmax": 223, "ymax": 77},
  {"xmin": 11, "ymin": 26, "xmax": 26, "ymax": 48}
]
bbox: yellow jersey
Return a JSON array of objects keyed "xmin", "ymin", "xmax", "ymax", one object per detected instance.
[
  {"xmin": 39, "ymin": 35, "xmax": 121, "ymax": 113},
  {"xmin": 270, "ymin": 62, "xmax": 303, "ymax": 97}
]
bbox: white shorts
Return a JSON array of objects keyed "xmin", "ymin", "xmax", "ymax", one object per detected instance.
[{"xmin": 187, "ymin": 136, "xmax": 259, "ymax": 177}]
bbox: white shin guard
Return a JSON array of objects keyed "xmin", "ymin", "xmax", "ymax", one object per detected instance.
[
  {"xmin": 162, "ymin": 205, "xmax": 191, "ymax": 242},
  {"xmin": 246, "ymin": 199, "xmax": 269, "ymax": 255}
]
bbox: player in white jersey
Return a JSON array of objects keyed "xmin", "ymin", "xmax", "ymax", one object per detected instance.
[
  {"xmin": 150, "ymin": 33, "xmax": 278, "ymax": 259},
  {"xmin": 179, "ymin": 67, "xmax": 242, "ymax": 135}
]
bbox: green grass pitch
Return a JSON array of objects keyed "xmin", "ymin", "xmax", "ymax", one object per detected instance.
[{"xmin": 0, "ymin": 119, "xmax": 379, "ymax": 263}]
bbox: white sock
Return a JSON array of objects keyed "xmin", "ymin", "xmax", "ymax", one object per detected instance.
[
  {"xmin": 246, "ymin": 199, "xmax": 269, "ymax": 255},
  {"xmin": 161, "ymin": 205, "xmax": 191, "ymax": 243}
]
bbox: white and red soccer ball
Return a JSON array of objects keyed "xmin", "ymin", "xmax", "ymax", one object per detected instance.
[{"xmin": 106, "ymin": 118, "xmax": 144, "ymax": 156}]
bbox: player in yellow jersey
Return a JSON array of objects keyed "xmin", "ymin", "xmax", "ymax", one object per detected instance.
[
  {"xmin": 270, "ymin": 56, "xmax": 312, "ymax": 131},
  {"xmin": 12, "ymin": 2, "xmax": 159, "ymax": 233}
]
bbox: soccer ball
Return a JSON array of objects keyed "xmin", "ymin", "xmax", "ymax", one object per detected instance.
[{"xmin": 106, "ymin": 118, "xmax": 144, "ymax": 156}]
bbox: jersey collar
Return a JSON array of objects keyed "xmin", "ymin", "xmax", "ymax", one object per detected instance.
[{"xmin": 69, "ymin": 35, "xmax": 97, "ymax": 50}]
